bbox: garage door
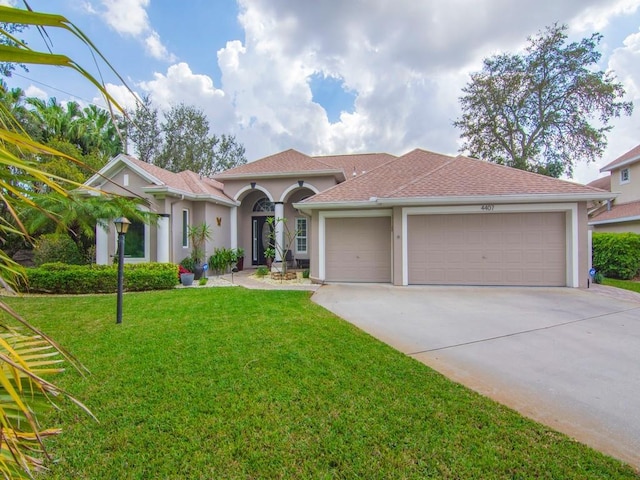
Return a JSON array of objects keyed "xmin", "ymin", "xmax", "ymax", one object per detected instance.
[
  {"xmin": 325, "ymin": 217, "xmax": 391, "ymax": 282},
  {"xmin": 408, "ymin": 212, "xmax": 566, "ymax": 286}
]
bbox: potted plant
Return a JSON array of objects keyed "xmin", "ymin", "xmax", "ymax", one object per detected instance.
[
  {"xmin": 178, "ymin": 258, "xmax": 195, "ymax": 286},
  {"xmin": 235, "ymin": 247, "xmax": 245, "ymax": 271},
  {"xmin": 264, "ymin": 246, "xmax": 275, "ymax": 268},
  {"xmin": 188, "ymin": 222, "xmax": 212, "ymax": 280}
]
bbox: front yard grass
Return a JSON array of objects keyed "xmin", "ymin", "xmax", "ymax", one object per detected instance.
[
  {"xmin": 4, "ymin": 288, "xmax": 638, "ymax": 479},
  {"xmin": 603, "ymin": 277, "xmax": 640, "ymax": 294}
]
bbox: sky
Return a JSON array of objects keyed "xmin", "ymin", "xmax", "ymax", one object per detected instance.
[{"xmin": 5, "ymin": 0, "xmax": 640, "ymax": 184}]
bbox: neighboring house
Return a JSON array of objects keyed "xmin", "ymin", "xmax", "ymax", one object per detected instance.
[
  {"xmin": 83, "ymin": 148, "xmax": 610, "ymax": 288},
  {"xmin": 588, "ymin": 144, "xmax": 640, "ymax": 234}
]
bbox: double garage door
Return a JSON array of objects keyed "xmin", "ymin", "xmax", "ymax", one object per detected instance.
[
  {"xmin": 408, "ymin": 212, "xmax": 566, "ymax": 286},
  {"xmin": 324, "ymin": 212, "xmax": 567, "ymax": 286}
]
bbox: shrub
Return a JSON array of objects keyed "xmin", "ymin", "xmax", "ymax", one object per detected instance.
[
  {"xmin": 198, "ymin": 277, "xmax": 208, "ymax": 286},
  {"xmin": 255, "ymin": 266, "xmax": 269, "ymax": 277},
  {"xmin": 33, "ymin": 233, "xmax": 83, "ymax": 266},
  {"xmin": 302, "ymin": 268, "xmax": 310, "ymax": 279},
  {"xmin": 592, "ymin": 232, "xmax": 640, "ymax": 280},
  {"xmin": 25, "ymin": 262, "xmax": 178, "ymax": 294},
  {"xmin": 179, "ymin": 256, "xmax": 196, "ymax": 273},
  {"xmin": 209, "ymin": 248, "xmax": 234, "ymax": 274}
]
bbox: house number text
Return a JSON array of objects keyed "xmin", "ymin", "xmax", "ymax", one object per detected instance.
[{"xmin": 480, "ymin": 204, "xmax": 495, "ymax": 211}]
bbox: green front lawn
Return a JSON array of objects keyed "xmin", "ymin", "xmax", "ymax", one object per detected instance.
[
  {"xmin": 4, "ymin": 288, "xmax": 637, "ymax": 479},
  {"xmin": 603, "ymin": 277, "xmax": 640, "ymax": 294}
]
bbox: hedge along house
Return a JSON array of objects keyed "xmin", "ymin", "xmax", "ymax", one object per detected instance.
[{"xmin": 83, "ymin": 149, "xmax": 611, "ymax": 288}]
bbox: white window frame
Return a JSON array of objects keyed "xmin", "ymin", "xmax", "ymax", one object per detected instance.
[
  {"xmin": 295, "ymin": 217, "xmax": 308, "ymax": 254},
  {"xmin": 113, "ymin": 206, "xmax": 150, "ymax": 264},
  {"xmin": 620, "ymin": 168, "xmax": 630, "ymax": 184},
  {"xmin": 182, "ymin": 209, "xmax": 189, "ymax": 248}
]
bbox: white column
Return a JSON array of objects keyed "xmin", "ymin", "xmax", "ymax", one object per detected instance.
[
  {"xmin": 230, "ymin": 206, "xmax": 238, "ymax": 250},
  {"xmin": 96, "ymin": 221, "xmax": 109, "ymax": 265},
  {"xmin": 157, "ymin": 214, "xmax": 170, "ymax": 263},
  {"xmin": 274, "ymin": 202, "xmax": 284, "ymax": 262}
]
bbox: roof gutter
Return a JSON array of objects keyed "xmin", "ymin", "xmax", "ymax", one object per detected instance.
[
  {"xmin": 297, "ymin": 192, "xmax": 618, "ymax": 210},
  {"xmin": 143, "ymin": 186, "xmax": 238, "ymax": 206},
  {"xmin": 600, "ymin": 156, "xmax": 640, "ymax": 172},
  {"xmin": 589, "ymin": 214, "xmax": 640, "ymax": 226}
]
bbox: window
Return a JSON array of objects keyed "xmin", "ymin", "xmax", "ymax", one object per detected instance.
[
  {"xmin": 182, "ymin": 209, "xmax": 189, "ymax": 248},
  {"xmin": 124, "ymin": 220, "xmax": 145, "ymax": 259},
  {"xmin": 620, "ymin": 168, "xmax": 630, "ymax": 184},
  {"xmin": 295, "ymin": 217, "xmax": 307, "ymax": 254},
  {"xmin": 253, "ymin": 197, "xmax": 275, "ymax": 212}
]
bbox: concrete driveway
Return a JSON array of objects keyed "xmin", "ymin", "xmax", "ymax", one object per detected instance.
[{"xmin": 312, "ymin": 284, "xmax": 640, "ymax": 468}]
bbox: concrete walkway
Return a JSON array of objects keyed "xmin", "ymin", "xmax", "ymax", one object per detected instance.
[
  {"xmin": 203, "ymin": 268, "xmax": 321, "ymax": 291},
  {"xmin": 312, "ymin": 284, "xmax": 640, "ymax": 468}
]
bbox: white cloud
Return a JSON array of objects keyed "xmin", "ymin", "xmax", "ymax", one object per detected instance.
[
  {"xmin": 24, "ymin": 85, "xmax": 47, "ymax": 100},
  {"xmin": 572, "ymin": 27, "xmax": 640, "ymax": 184},
  {"xmin": 138, "ymin": 63, "xmax": 235, "ymax": 130},
  {"xmin": 571, "ymin": 0, "xmax": 640, "ymax": 32},
  {"xmin": 145, "ymin": 31, "xmax": 177, "ymax": 63},
  {"xmin": 100, "ymin": 0, "xmax": 150, "ymax": 36},
  {"xmin": 98, "ymin": 0, "xmax": 175, "ymax": 61}
]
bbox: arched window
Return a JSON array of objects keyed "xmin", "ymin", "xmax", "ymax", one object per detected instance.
[{"xmin": 253, "ymin": 197, "xmax": 275, "ymax": 212}]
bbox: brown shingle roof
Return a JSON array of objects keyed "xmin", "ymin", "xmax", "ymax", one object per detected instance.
[
  {"xmin": 590, "ymin": 200, "xmax": 640, "ymax": 223},
  {"xmin": 314, "ymin": 153, "xmax": 396, "ymax": 179},
  {"xmin": 587, "ymin": 176, "xmax": 611, "ymax": 191},
  {"xmin": 127, "ymin": 156, "xmax": 229, "ymax": 200},
  {"xmin": 303, "ymin": 149, "xmax": 608, "ymax": 204},
  {"xmin": 601, "ymin": 144, "xmax": 640, "ymax": 172},
  {"xmin": 214, "ymin": 149, "xmax": 342, "ymax": 178}
]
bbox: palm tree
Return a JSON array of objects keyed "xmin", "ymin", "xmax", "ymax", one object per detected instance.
[{"xmin": 0, "ymin": 5, "xmax": 136, "ymax": 478}]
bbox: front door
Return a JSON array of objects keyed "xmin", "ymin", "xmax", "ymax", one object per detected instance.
[{"xmin": 252, "ymin": 216, "xmax": 274, "ymax": 265}]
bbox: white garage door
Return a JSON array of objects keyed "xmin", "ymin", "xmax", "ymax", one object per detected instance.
[
  {"xmin": 325, "ymin": 217, "xmax": 391, "ymax": 282},
  {"xmin": 408, "ymin": 212, "xmax": 566, "ymax": 286}
]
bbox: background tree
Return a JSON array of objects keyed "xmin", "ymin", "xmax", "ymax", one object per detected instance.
[
  {"xmin": 127, "ymin": 94, "xmax": 162, "ymax": 163},
  {"xmin": 454, "ymin": 24, "xmax": 633, "ymax": 178},
  {"xmin": 129, "ymin": 99, "xmax": 247, "ymax": 175}
]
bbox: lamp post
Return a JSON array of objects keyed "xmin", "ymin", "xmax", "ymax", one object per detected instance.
[{"xmin": 114, "ymin": 217, "xmax": 131, "ymax": 325}]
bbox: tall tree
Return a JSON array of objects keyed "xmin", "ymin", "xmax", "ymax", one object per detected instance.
[
  {"xmin": 128, "ymin": 94, "xmax": 162, "ymax": 163},
  {"xmin": 155, "ymin": 103, "xmax": 247, "ymax": 175},
  {"xmin": 156, "ymin": 103, "xmax": 217, "ymax": 174},
  {"xmin": 454, "ymin": 24, "xmax": 633, "ymax": 178}
]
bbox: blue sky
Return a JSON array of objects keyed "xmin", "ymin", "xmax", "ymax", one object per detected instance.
[{"xmin": 6, "ymin": 0, "xmax": 640, "ymax": 183}]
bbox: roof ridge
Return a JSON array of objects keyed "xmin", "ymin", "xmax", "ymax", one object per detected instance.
[{"xmin": 385, "ymin": 152, "xmax": 456, "ymax": 198}]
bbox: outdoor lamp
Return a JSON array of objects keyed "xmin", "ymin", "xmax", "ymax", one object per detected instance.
[
  {"xmin": 114, "ymin": 216, "xmax": 131, "ymax": 235},
  {"xmin": 114, "ymin": 217, "xmax": 131, "ymax": 324}
]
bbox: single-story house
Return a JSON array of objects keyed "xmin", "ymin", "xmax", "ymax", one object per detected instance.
[
  {"xmin": 588, "ymin": 143, "xmax": 640, "ymax": 234},
  {"xmin": 83, "ymin": 148, "xmax": 612, "ymax": 288}
]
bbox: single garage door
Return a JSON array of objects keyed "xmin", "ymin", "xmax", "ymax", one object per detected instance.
[
  {"xmin": 408, "ymin": 212, "xmax": 566, "ymax": 286},
  {"xmin": 325, "ymin": 216, "xmax": 391, "ymax": 282}
]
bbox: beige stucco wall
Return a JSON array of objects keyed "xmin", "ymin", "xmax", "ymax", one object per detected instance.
[
  {"xmin": 392, "ymin": 206, "xmax": 403, "ymax": 286},
  {"xmin": 221, "ymin": 176, "xmax": 339, "ymax": 203},
  {"xmin": 611, "ymin": 162, "xmax": 640, "ymax": 203}
]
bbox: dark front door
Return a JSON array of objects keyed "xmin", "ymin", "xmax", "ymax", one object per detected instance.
[{"xmin": 252, "ymin": 216, "xmax": 274, "ymax": 265}]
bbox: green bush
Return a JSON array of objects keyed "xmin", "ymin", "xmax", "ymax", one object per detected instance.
[
  {"xmin": 209, "ymin": 248, "xmax": 235, "ymax": 274},
  {"xmin": 255, "ymin": 266, "xmax": 269, "ymax": 277},
  {"xmin": 592, "ymin": 232, "xmax": 640, "ymax": 280},
  {"xmin": 179, "ymin": 256, "xmax": 196, "ymax": 273},
  {"xmin": 33, "ymin": 233, "xmax": 83, "ymax": 266},
  {"xmin": 25, "ymin": 262, "xmax": 178, "ymax": 294},
  {"xmin": 302, "ymin": 268, "xmax": 310, "ymax": 279}
]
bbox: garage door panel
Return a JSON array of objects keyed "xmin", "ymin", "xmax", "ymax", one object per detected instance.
[
  {"xmin": 408, "ymin": 212, "xmax": 566, "ymax": 286},
  {"xmin": 325, "ymin": 217, "xmax": 391, "ymax": 282}
]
